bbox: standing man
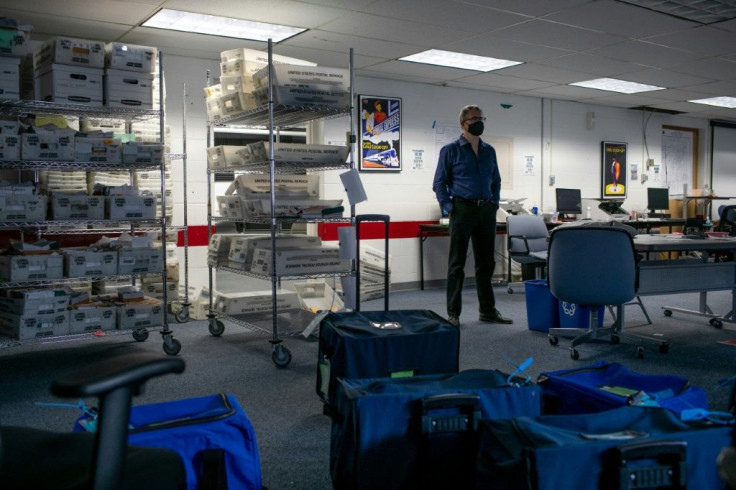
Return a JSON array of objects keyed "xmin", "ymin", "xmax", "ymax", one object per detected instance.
[{"xmin": 432, "ymin": 105, "xmax": 512, "ymax": 327}]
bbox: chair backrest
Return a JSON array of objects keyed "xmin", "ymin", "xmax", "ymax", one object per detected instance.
[
  {"xmin": 547, "ymin": 225, "xmax": 637, "ymax": 307},
  {"xmin": 506, "ymin": 215, "xmax": 549, "ymax": 253},
  {"xmin": 718, "ymin": 205, "xmax": 736, "ymax": 236}
]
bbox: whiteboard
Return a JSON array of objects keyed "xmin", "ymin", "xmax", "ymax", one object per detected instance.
[
  {"xmin": 661, "ymin": 128, "xmax": 693, "ymax": 196},
  {"xmin": 435, "ymin": 123, "xmax": 513, "ymax": 190}
]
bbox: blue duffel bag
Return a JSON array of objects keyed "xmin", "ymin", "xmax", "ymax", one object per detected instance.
[{"xmin": 537, "ymin": 360, "xmax": 709, "ymax": 416}]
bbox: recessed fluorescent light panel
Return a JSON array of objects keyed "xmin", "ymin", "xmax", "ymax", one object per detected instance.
[
  {"xmin": 570, "ymin": 78, "xmax": 665, "ymax": 94},
  {"xmin": 399, "ymin": 49, "xmax": 523, "ymax": 72},
  {"xmin": 689, "ymin": 96, "xmax": 736, "ymax": 108},
  {"xmin": 142, "ymin": 9, "xmax": 306, "ymax": 42}
]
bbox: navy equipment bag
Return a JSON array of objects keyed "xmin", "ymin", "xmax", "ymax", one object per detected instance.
[{"xmin": 537, "ymin": 360, "xmax": 709, "ymax": 416}]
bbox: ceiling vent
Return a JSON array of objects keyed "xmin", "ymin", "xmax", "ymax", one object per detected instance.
[{"xmin": 617, "ymin": 0, "xmax": 736, "ymax": 25}]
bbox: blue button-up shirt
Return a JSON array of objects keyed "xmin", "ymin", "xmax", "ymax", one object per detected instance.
[{"xmin": 433, "ymin": 135, "xmax": 501, "ymax": 209}]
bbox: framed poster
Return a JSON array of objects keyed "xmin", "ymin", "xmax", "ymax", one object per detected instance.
[
  {"xmin": 601, "ymin": 141, "xmax": 627, "ymax": 198},
  {"xmin": 358, "ymin": 95, "xmax": 401, "ymax": 171}
]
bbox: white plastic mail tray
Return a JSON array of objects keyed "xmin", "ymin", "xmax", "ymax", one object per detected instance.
[
  {"xmin": 22, "ymin": 133, "xmax": 74, "ymax": 161},
  {"xmin": 52, "ymin": 195, "xmax": 105, "ymax": 220},
  {"xmin": 0, "ymin": 310, "xmax": 69, "ymax": 340},
  {"xmin": 0, "ymin": 253, "xmax": 64, "ymax": 282},
  {"xmin": 64, "ymin": 248, "xmax": 118, "ymax": 278},
  {"xmin": 0, "ymin": 195, "xmax": 47, "ymax": 221},
  {"xmin": 207, "ymin": 145, "xmax": 251, "ymax": 170},
  {"xmin": 106, "ymin": 195, "xmax": 156, "ymax": 220}
]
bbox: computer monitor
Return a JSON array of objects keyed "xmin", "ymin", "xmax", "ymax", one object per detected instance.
[
  {"xmin": 555, "ymin": 188, "xmax": 582, "ymax": 216},
  {"xmin": 647, "ymin": 187, "xmax": 670, "ymax": 213}
]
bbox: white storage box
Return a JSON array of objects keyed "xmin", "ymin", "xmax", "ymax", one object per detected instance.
[
  {"xmin": 293, "ymin": 281, "xmax": 344, "ymax": 313},
  {"xmin": 80, "ymin": 118, "xmax": 127, "ymax": 133},
  {"xmin": 64, "ymin": 248, "xmax": 118, "ymax": 278},
  {"xmin": 251, "ymin": 247, "xmax": 349, "ymax": 276},
  {"xmin": 22, "ymin": 132, "xmax": 74, "ymax": 161},
  {"xmin": 139, "ymin": 281, "xmax": 178, "ymax": 301},
  {"xmin": 0, "ymin": 56, "xmax": 20, "ymax": 99},
  {"xmin": 0, "ymin": 310, "xmax": 69, "ymax": 340},
  {"xmin": 252, "ymin": 64, "xmax": 349, "ymax": 91},
  {"xmin": 226, "ymin": 174, "xmax": 319, "ymax": 197},
  {"xmin": 105, "ymin": 43, "xmax": 157, "ymax": 73},
  {"xmin": 140, "ymin": 260, "xmax": 178, "ymax": 283},
  {"xmin": 117, "ymin": 248, "xmax": 163, "ymax": 275},
  {"xmin": 33, "ymin": 37, "xmax": 105, "ymax": 72},
  {"xmin": 213, "ymin": 289, "xmax": 300, "ymax": 316},
  {"xmin": 228, "ymin": 235, "xmax": 321, "ymax": 268},
  {"xmin": 106, "ymin": 195, "xmax": 157, "ymax": 219},
  {"xmin": 0, "ymin": 27, "xmax": 30, "ymax": 57},
  {"xmin": 104, "ymin": 69, "xmax": 154, "ymax": 108},
  {"xmin": 69, "ymin": 303, "xmax": 116, "ymax": 333},
  {"xmin": 206, "ymin": 91, "xmax": 256, "ymax": 122},
  {"xmin": 0, "ymin": 288, "xmax": 71, "ymax": 315},
  {"xmin": 206, "ymin": 146, "xmax": 251, "ymax": 170},
  {"xmin": 246, "ymin": 142, "xmax": 349, "ymax": 166},
  {"xmin": 0, "ymin": 195, "xmax": 47, "ymax": 220},
  {"xmin": 116, "ymin": 297, "xmax": 163, "ymax": 330},
  {"xmin": 74, "ymin": 137, "xmax": 122, "ymax": 163},
  {"xmin": 0, "ymin": 135, "xmax": 20, "ymax": 160},
  {"xmin": 122, "ymin": 142, "xmax": 164, "ymax": 164},
  {"xmin": 0, "ymin": 253, "xmax": 64, "ymax": 281},
  {"xmin": 216, "ymin": 195, "xmax": 245, "ymax": 219},
  {"xmin": 52, "ymin": 195, "xmax": 105, "ymax": 220},
  {"xmin": 252, "ymin": 85, "xmax": 349, "ymax": 108},
  {"xmin": 220, "ymin": 47, "xmax": 315, "ymax": 66},
  {"xmin": 35, "ymin": 64, "xmax": 104, "ymax": 106}
]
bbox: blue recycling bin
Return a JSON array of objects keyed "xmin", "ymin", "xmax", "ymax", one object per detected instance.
[
  {"xmin": 558, "ymin": 302, "xmax": 605, "ymax": 328},
  {"xmin": 524, "ymin": 280, "xmax": 559, "ymax": 332}
]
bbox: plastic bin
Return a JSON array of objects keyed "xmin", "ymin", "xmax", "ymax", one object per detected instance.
[
  {"xmin": 524, "ymin": 280, "xmax": 559, "ymax": 332},
  {"xmin": 558, "ymin": 302, "xmax": 605, "ymax": 328}
]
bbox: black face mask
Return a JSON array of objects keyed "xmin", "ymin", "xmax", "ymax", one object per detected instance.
[{"xmin": 467, "ymin": 121, "xmax": 484, "ymax": 136}]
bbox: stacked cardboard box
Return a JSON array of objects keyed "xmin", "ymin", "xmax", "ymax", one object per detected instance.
[{"xmin": 0, "ymin": 287, "xmax": 71, "ymax": 340}]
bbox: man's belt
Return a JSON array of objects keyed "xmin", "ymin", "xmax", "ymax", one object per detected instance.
[{"xmin": 454, "ymin": 197, "xmax": 492, "ymax": 206}]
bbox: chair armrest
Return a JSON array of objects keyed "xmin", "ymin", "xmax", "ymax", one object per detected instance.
[
  {"xmin": 51, "ymin": 352, "xmax": 185, "ymax": 399},
  {"xmin": 508, "ymin": 234, "xmax": 532, "ymax": 255}
]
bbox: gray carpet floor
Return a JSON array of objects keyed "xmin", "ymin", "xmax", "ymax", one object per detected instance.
[{"xmin": 1, "ymin": 285, "xmax": 734, "ymax": 489}]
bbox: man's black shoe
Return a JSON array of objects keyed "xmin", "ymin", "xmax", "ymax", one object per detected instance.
[{"xmin": 479, "ymin": 308, "xmax": 513, "ymax": 324}]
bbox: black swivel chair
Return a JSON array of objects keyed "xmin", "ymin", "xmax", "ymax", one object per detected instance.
[
  {"xmin": 506, "ymin": 215, "xmax": 549, "ymax": 294},
  {"xmin": 0, "ymin": 352, "xmax": 187, "ymax": 490},
  {"xmin": 546, "ymin": 224, "xmax": 669, "ymax": 360}
]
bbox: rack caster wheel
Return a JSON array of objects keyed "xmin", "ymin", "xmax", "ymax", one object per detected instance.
[
  {"xmin": 637, "ymin": 346, "xmax": 645, "ymax": 358},
  {"xmin": 659, "ymin": 342, "xmax": 669, "ymax": 354},
  {"xmin": 507, "ymin": 287, "xmax": 514, "ymax": 294},
  {"xmin": 663, "ymin": 309, "xmax": 672, "ymax": 317},
  {"xmin": 272, "ymin": 344, "xmax": 292, "ymax": 367},
  {"xmin": 175, "ymin": 306, "xmax": 190, "ymax": 323},
  {"xmin": 611, "ymin": 334, "xmax": 620, "ymax": 344},
  {"xmin": 209, "ymin": 319, "xmax": 225, "ymax": 337},
  {"xmin": 132, "ymin": 329, "xmax": 149, "ymax": 342},
  {"xmin": 709, "ymin": 318, "xmax": 723, "ymax": 329},
  {"xmin": 548, "ymin": 335, "xmax": 559, "ymax": 346},
  {"xmin": 570, "ymin": 348, "xmax": 580, "ymax": 360},
  {"xmin": 163, "ymin": 336, "xmax": 182, "ymax": 356}
]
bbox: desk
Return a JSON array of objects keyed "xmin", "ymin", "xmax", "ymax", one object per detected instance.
[
  {"xmin": 634, "ymin": 234, "xmax": 736, "ymax": 326},
  {"xmin": 623, "ymin": 218, "xmax": 687, "ymax": 234},
  {"xmin": 418, "ymin": 221, "xmax": 559, "ymax": 290}
]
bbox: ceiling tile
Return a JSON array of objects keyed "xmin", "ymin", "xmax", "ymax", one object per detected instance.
[
  {"xmin": 618, "ymin": 68, "xmax": 715, "ymax": 88},
  {"xmin": 446, "ymin": 34, "xmax": 572, "ymax": 62},
  {"xmin": 644, "ymin": 26, "xmax": 736, "ymax": 57},
  {"xmin": 496, "ymin": 63, "xmax": 598, "ymax": 84},
  {"xmin": 281, "ymin": 29, "xmax": 421, "ymax": 60},
  {"xmin": 668, "ymin": 57, "xmax": 736, "ymax": 80},
  {"xmin": 460, "ymin": 0, "xmax": 593, "ymax": 17},
  {"xmin": 0, "ymin": 0, "xmax": 160, "ymax": 26},
  {"xmin": 357, "ymin": 60, "xmax": 473, "ymax": 81},
  {"xmin": 545, "ymin": 1, "xmax": 697, "ymax": 38},
  {"xmin": 452, "ymin": 72, "xmax": 556, "ymax": 91},
  {"xmin": 590, "ymin": 40, "xmax": 703, "ymax": 68},
  {"xmin": 317, "ymin": 12, "xmax": 470, "ymax": 47},
  {"xmin": 536, "ymin": 53, "xmax": 643, "ymax": 77},
  {"xmin": 491, "ymin": 19, "xmax": 625, "ymax": 51},
  {"xmin": 359, "ymin": 0, "xmax": 530, "ymax": 33},
  {"xmin": 680, "ymin": 79, "xmax": 736, "ymax": 95}
]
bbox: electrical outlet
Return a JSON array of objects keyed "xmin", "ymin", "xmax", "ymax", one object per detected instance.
[
  {"xmin": 647, "ymin": 158, "xmax": 655, "ymax": 168},
  {"xmin": 549, "ymin": 175, "xmax": 555, "ymax": 186}
]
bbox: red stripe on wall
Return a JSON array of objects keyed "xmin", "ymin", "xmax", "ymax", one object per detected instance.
[
  {"xmin": 317, "ymin": 221, "xmax": 436, "ymax": 241},
  {"xmin": 175, "ymin": 221, "xmax": 439, "ymax": 247}
]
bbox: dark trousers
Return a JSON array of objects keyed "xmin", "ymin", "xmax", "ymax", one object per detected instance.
[{"xmin": 447, "ymin": 200, "xmax": 498, "ymax": 317}]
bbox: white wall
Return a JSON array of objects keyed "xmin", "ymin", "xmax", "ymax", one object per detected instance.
[{"xmin": 160, "ymin": 54, "xmax": 712, "ymax": 292}]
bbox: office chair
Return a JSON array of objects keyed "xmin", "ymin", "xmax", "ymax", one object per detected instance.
[
  {"xmin": 546, "ymin": 223, "xmax": 669, "ymax": 360},
  {"xmin": 719, "ymin": 205, "xmax": 736, "ymax": 237},
  {"xmin": 0, "ymin": 352, "xmax": 187, "ymax": 490},
  {"xmin": 506, "ymin": 214, "xmax": 549, "ymax": 294}
]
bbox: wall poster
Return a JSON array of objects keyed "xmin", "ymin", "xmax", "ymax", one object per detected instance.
[
  {"xmin": 358, "ymin": 95, "xmax": 401, "ymax": 171},
  {"xmin": 601, "ymin": 141, "xmax": 627, "ymax": 198}
]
